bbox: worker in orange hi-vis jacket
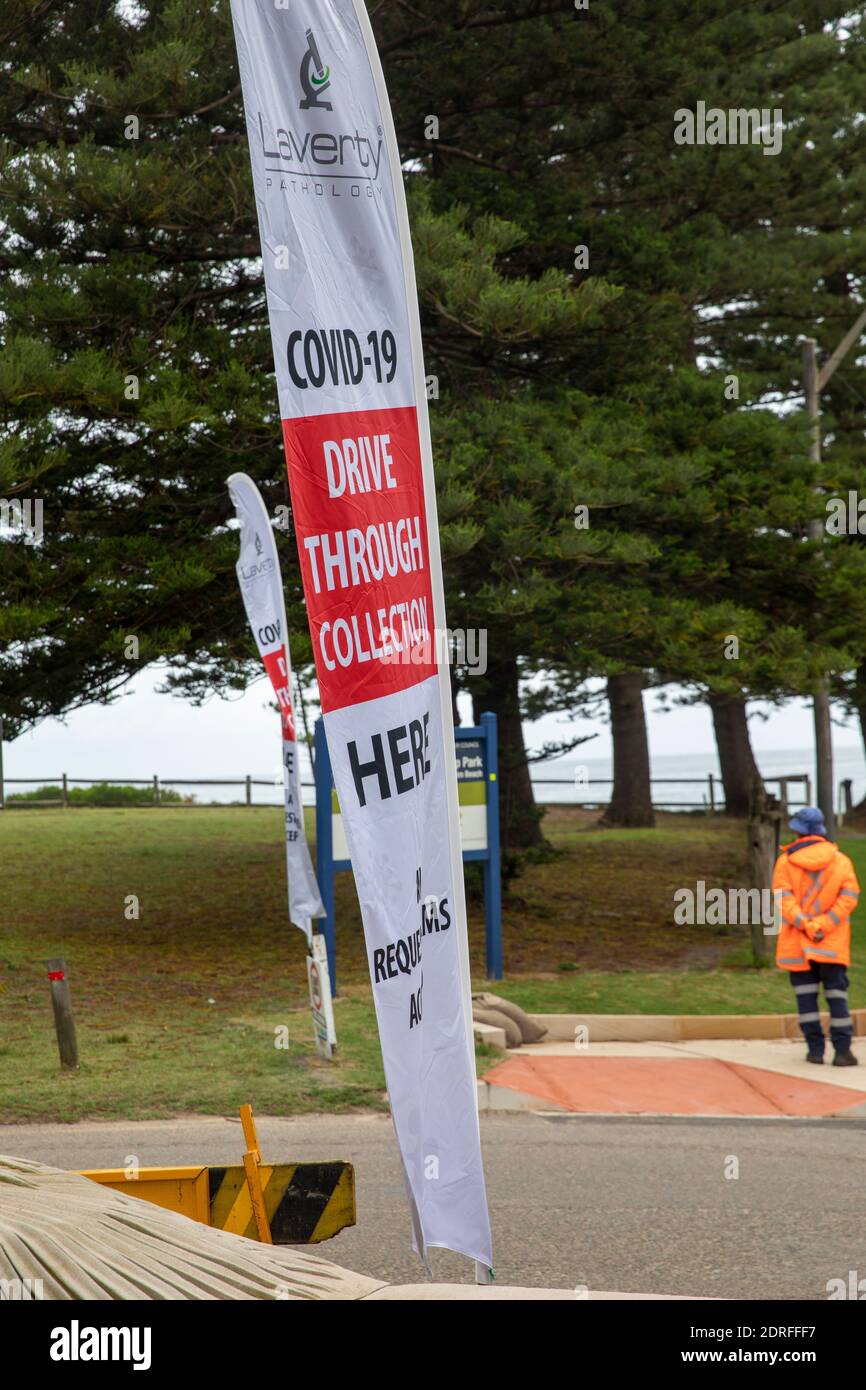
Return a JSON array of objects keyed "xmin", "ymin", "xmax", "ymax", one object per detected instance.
[{"xmin": 773, "ymin": 807, "xmax": 860, "ymax": 1067}]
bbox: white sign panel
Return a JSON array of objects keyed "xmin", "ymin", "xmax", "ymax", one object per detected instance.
[{"xmin": 307, "ymin": 933, "xmax": 338, "ymax": 1059}]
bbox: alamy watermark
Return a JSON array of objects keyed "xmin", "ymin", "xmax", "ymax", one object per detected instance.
[
  {"xmin": 674, "ymin": 102, "xmax": 783, "ymax": 157},
  {"xmin": 50, "ymin": 1321, "xmax": 151, "ymax": 1370},
  {"xmin": 380, "ymin": 624, "xmax": 487, "ymax": 675},
  {"xmin": 1, "ymin": 1278, "xmax": 45, "ymax": 1300},
  {"xmin": 0, "ymin": 497, "xmax": 43, "ymax": 544},
  {"xmin": 321, "ymin": 616, "xmax": 487, "ymax": 675},
  {"xmin": 826, "ymin": 492, "xmax": 866, "ymax": 535},
  {"xmin": 827, "ymin": 1270, "xmax": 866, "ymax": 1299},
  {"xmin": 673, "ymin": 880, "xmax": 780, "ymax": 933}
]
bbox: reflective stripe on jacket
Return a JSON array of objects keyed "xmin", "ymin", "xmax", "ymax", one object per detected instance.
[{"xmin": 773, "ymin": 836, "xmax": 859, "ymax": 971}]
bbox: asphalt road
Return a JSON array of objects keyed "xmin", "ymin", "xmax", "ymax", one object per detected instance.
[{"xmin": 2, "ymin": 1112, "xmax": 864, "ymax": 1298}]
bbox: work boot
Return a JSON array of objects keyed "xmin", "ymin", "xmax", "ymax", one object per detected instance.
[
  {"xmin": 833, "ymin": 1051, "xmax": 858, "ymax": 1067},
  {"xmin": 806, "ymin": 1051, "xmax": 824, "ymax": 1065}
]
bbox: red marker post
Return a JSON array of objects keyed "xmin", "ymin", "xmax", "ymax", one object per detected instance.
[{"xmin": 46, "ymin": 956, "xmax": 79, "ymax": 1070}]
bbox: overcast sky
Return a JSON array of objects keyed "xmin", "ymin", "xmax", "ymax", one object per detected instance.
[{"xmin": 4, "ymin": 667, "xmax": 864, "ymax": 792}]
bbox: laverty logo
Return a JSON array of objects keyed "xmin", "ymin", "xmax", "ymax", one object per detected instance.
[
  {"xmin": 258, "ymin": 111, "xmax": 384, "ymax": 181},
  {"xmin": 300, "ymin": 28, "xmax": 332, "ymax": 111},
  {"xmin": 241, "ymin": 554, "xmax": 275, "ymax": 580},
  {"xmin": 258, "ymin": 30, "xmax": 384, "ymax": 185}
]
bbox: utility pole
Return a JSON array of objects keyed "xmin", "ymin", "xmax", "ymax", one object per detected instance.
[
  {"xmin": 802, "ymin": 338, "xmax": 834, "ymax": 837},
  {"xmin": 802, "ymin": 299, "xmax": 866, "ymax": 840}
]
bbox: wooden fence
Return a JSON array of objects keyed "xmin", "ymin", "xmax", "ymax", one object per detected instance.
[
  {"xmin": 0, "ymin": 775, "xmax": 314, "ymax": 809},
  {"xmin": 0, "ymin": 771, "xmax": 813, "ymax": 815}
]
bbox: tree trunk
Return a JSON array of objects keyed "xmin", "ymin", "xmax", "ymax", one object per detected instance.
[
  {"xmin": 746, "ymin": 785, "xmax": 781, "ymax": 963},
  {"xmin": 708, "ymin": 691, "xmax": 762, "ymax": 818},
  {"xmin": 471, "ymin": 657, "xmax": 544, "ymax": 850},
  {"xmin": 601, "ymin": 672, "xmax": 655, "ymax": 828}
]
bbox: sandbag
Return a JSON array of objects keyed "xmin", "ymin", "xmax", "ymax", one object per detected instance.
[
  {"xmin": 473, "ymin": 992, "xmax": 547, "ymax": 1044},
  {"xmin": 471, "ymin": 1006, "xmax": 522, "ymax": 1049},
  {"xmin": 0, "ymin": 1154, "xmax": 381, "ymax": 1301}
]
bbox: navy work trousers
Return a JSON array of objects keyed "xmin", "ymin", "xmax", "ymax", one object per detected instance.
[{"xmin": 790, "ymin": 962, "xmax": 853, "ymax": 1055}]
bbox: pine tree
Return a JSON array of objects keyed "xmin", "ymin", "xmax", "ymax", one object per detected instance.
[
  {"xmin": 380, "ymin": 0, "xmax": 866, "ymax": 826},
  {"xmin": 4, "ymin": 0, "xmax": 866, "ymax": 850},
  {"xmin": 0, "ymin": 1, "xmax": 613, "ymax": 758}
]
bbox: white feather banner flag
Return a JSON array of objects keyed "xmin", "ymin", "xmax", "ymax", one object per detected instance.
[
  {"xmin": 229, "ymin": 0, "xmax": 492, "ymax": 1271},
  {"xmin": 228, "ymin": 471, "xmax": 324, "ymax": 938}
]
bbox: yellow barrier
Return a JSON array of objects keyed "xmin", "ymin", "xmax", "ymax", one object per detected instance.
[
  {"xmin": 81, "ymin": 1165, "xmax": 210, "ymax": 1225},
  {"xmin": 81, "ymin": 1162, "xmax": 356, "ymax": 1244},
  {"xmin": 79, "ymin": 1105, "xmax": 356, "ymax": 1245}
]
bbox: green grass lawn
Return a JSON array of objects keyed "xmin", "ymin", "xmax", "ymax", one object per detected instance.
[
  {"xmin": 0, "ymin": 806, "xmax": 389, "ymax": 1122},
  {"xmin": 1, "ymin": 804, "xmax": 863, "ymax": 1122}
]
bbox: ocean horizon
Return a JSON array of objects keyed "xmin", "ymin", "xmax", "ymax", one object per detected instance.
[
  {"xmin": 529, "ymin": 744, "xmax": 866, "ymax": 812},
  {"xmin": 6, "ymin": 741, "xmax": 865, "ymax": 813}
]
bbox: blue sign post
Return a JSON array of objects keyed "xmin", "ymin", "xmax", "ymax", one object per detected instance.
[{"xmin": 314, "ymin": 711, "xmax": 502, "ymax": 993}]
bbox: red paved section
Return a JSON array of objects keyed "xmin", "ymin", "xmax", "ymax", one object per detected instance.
[{"xmin": 483, "ymin": 1056, "xmax": 866, "ymax": 1117}]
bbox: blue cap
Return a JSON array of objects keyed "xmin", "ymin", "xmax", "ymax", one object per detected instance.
[{"xmin": 789, "ymin": 806, "xmax": 827, "ymax": 837}]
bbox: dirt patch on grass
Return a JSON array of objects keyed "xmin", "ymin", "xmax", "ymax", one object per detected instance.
[{"xmin": 490, "ymin": 807, "xmax": 751, "ymax": 976}]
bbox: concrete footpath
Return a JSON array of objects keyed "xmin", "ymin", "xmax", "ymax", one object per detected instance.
[{"xmin": 480, "ymin": 1036, "xmax": 866, "ymax": 1117}]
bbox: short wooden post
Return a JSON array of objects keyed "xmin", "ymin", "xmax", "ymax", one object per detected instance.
[
  {"xmin": 778, "ymin": 777, "xmax": 788, "ymax": 821},
  {"xmin": 805, "ymin": 775, "xmax": 813, "ymax": 806},
  {"xmin": 153, "ymin": 774, "xmax": 160, "ymax": 806},
  {"xmin": 707, "ymin": 772, "xmax": 715, "ymax": 814},
  {"xmin": 61, "ymin": 772, "xmax": 68, "ymax": 807},
  {"xmin": 245, "ymin": 774, "xmax": 252, "ymax": 806},
  {"xmin": 47, "ymin": 957, "xmax": 79, "ymax": 1069},
  {"xmin": 841, "ymin": 778, "xmax": 853, "ymax": 815},
  {"xmin": 0, "ymin": 716, "xmax": 5, "ymax": 810}
]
